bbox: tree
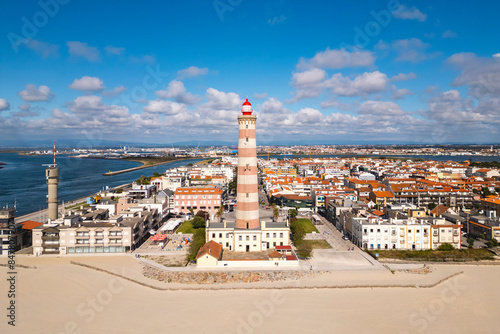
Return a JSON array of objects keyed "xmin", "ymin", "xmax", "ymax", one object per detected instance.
[
  {"xmin": 196, "ymin": 210, "xmax": 209, "ymax": 221},
  {"xmin": 136, "ymin": 175, "xmax": 151, "ymax": 185},
  {"xmin": 272, "ymin": 204, "xmax": 279, "ymax": 221},
  {"xmin": 486, "ymin": 239, "xmax": 498, "ymax": 248},
  {"xmin": 228, "ymin": 167, "xmax": 237, "ymax": 195},
  {"xmin": 191, "ymin": 216, "xmax": 206, "ymax": 229},
  {"xmin": 216, "ymin": 206, "xmax": 224, "ymax": 219},
  {"xmin": 437, "ymin": 243, "xmax": 455, "ymax": 251},
  {"xmin": 467, "ymin": 238, "xmax": 475, "ymax": 249},
  {"xmin": 187, "ymin": 228, "xmax": 206, "ymax": 262},
  {"xmin": 115, "ymin": 188, "xmax": 123, "ymax": 194},
  {"xmin": 428, "ymin": 202, "xmax": 437, "ymax": 211},
  {"xmin": 289, "ymin": 209, "xmax": 298, "ymax": 218}
]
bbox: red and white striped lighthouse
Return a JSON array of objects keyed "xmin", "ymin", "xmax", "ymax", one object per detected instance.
[{"xmin": 235, "ymin": 99, "xmax": 260, "ymax": 229}]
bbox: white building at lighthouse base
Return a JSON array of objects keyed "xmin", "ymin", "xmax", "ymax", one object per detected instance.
[{"xmin": 206, "ymin": 220, "xmax": 290, "ymax": 252}]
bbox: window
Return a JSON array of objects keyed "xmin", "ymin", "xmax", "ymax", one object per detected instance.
[
  {"xmin": 212, "ymin": 233, "xmax": 215, "ymax": 238},
  {"xmin": 279, "ymin": 233, "xmax": 283, "ymax": 238},
  {"xmin": 246, "ymin": 193, "xmax": 249, "ymax": 198},
  {"xmin": 273, "ymin": 233, "xmax": 276, "ymax": 238},
  {"xmin": 246, "ymin": 124, "xmax": 248, "ymax": 129},
  {"xmin": 246, "ymin": 236, "xmax": 249, "ymax": 241},
  {"xmin": 416, "ymin": 230, "xmax": 420, "ymax": 233},
  {"xmin": 253, "ymin": 235, "xmax": 257, "ymax": 241},
  {"xmin": 370, "ymin": 229, "xmax": 373, "ymax": 233},
  {"xmin": 377, "ymin": 229, "xmax": 380, "ymax": 233},
  {"xmin": 219, "ymin": 233, "xmax": 222, "ymax": 238},
  {"xmin": 226, "ymin": 242, "xmax": 229, "ymax": 247},
  {"xmin": 266, "ymin": 233, "xmax": 270, "ymax": 238},
  {"xmin": 246, "ymin": 137, "xmax": 249, "ymax": 142},
  {"xmin": 226, "ymin": 233, "xmax": 230, "ymax": 238},
  {"xmin": 238, "ymin": 236, "xmax": 242, "ymax": 241}
]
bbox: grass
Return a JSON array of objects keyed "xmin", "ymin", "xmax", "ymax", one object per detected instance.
[
  {"xmin": 296, "ymin": 218, "xmax": 318, "ymax": 233},
  {"xmin": 367, "ymin": 248, "xmax": 495, "ymax": 262},
  {"xmin": 65, "ymin": 202, "xmax": 89, "ymax": 210},
  {"xmin": 302, "ymin": 239, "xmax": 332, "ymax": 249},
  {"xmin": 176, "ymin": 221, "xmax": 195, "ymax": 234},
  {"xmin": 187, "ymin": 228, "xmax": 206, "ymax": 262}
]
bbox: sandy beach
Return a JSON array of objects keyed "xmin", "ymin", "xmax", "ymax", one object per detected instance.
[{"xmin": 1, "ymin": 255, "xmax": 499, "ymax": 334}]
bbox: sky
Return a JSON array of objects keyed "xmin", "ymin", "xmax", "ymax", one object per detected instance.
[{"xmin": 1, "ymin": 0, "xmax": 500, "ymax": 146}]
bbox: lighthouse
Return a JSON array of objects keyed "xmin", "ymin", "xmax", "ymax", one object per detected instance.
[
  {"xmin": 204, "ymin": 98, "xmax": 291, "ymax": 255},
  {"xmin": 235, "ymin": 99, "xmax": 260, "ymax": 229}
]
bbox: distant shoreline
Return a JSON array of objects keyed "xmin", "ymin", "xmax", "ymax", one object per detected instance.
[{"xmin": 69, "ymin": 156, "xmax": 195, "ymax": 176}]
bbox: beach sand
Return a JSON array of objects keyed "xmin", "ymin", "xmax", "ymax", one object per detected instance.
[{"xmin": 1, "ymin": 256, "xmax": 499, "ymax": 334}]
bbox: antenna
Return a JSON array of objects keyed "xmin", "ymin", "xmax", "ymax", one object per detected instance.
[{"xmin": 53, "ymin": 141, "xmax": 56, "ymax": 166}]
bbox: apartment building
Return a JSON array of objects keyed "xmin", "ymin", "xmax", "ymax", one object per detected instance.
[
  {"xmin": 351, "ymin": 217, "xmax": 461, "ymax": 250},
  {"xmin": 174, "ymin": 185, "xmax": 223, "ymax": 214},
  {"xmin": 32, "ymin": 207, "xmax": 159, "ymax": 255}
]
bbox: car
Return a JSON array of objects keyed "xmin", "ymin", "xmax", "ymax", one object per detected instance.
[{"xmin": 342, "ymin": 236, "xmax": 348, "ymax": 240}]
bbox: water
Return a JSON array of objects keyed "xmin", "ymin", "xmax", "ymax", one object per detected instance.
[
  {"xmin": 264, "ymin": 154, "xmax": 500, "ymax": 163},
  {"xmin": 0, "ymin": 152, "xmax": 202, "ymax": 216}
]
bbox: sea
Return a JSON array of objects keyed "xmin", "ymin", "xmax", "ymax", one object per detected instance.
[
  {"xmin": 1, "ymin": 152, "xmax": 499, "ymax": 217},
  {"xmin": 0, "ymin": 152, "xmax": 203, "ymax": 216}
]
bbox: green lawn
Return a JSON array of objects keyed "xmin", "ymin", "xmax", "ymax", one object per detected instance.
[
  {"xmin": 176, "ymin": 221, "xmax": 195, "ymax": 234},
  {"xmin": 303, "ymin": 239, "xmax": 332, "ymax": 249},
  {"xmin": 296, "ymin": 218, "xmax": 318, "ymax": 233},
  {"xmin": 368, "ymin": 248, "xmax": 494, "ymax": 262}
]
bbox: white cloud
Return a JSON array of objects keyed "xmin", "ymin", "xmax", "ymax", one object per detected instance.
[
  {"xmin": 177, "ymin": 66, "xmax": 209, "ymax": 79},
  {"xmin": 493, "ymin": 53, "xmax": 500, "ymax": 58},
  {"xmin": 392, "ymin": 5, "xmax": 427, "ymax": 22},
  {"xmin": 260, "ymin": 97, "xmax": 285, "ymax": 114},
  {"xmin": 143, "ymin": 100, "xmax": 187, "ymax": 115},
  {"xmin": 392, "ymin": 38, "xmax": 441, "ymax": 63},
  {"xmin": 391, "ymin": 72, "xmax": 417, "ymax": 82},
  {"xmin": 204, "ymin": 88, "xmax": 241, "ymax": 110},
  {"xmin": 320, "ymin": 99, "xmax": 353, "ymax": 111},
  {"xmin": 442, "ymin": 30, "xmax": 458, "ymax": 39},
  {"xmin": 11, "ymin": 103, "xmax": 40, "ymax": 118},
  {"xmin": 0, "ymin": 98, "xmax": 10, "ymax": 111},
  {"xmin": 446, "ymin": 52, "xmax": 500, "ymax": 97},
  {"xmin": 68, "ymin": 95, "xmax": 128, "ymax": 117},
  {"xmin": 24, "ymin": 39, "xmax": 59, "ymax": 58},
  {"xmin": 296, "ymin": 108, "xmax": 324, "ymax": 124},
  {"xmin": 288, "ymin": 68, "xmax": 327, "ymax": 101},
  {"xmin": 325, "ymin": 71, "xmax": 389, "ymax": 96},
  {"xmin": 390, "ymin": 85, "xmax": 413, "ymax": 100},
  {"xmin": 102, "ymin": 86, "xmax": 127, "ymax": 97},
  {"xmin": 254, "ymin": 92, "xmax": 268, "ymax": 99},
  {"xmin": 67, "ymin": 41, "xmax": 100, "ymax": 62},
  {"xmin": 297, "ymin": 48, "xmax": 375, "ymax": 70},
  {"xmin": 155, "ymin": 80, "xmax": 201, "ymax": 105},
  {"xmin": 105, "ymin": 46, "xmax": 125, "ymax": 55},
  {"xmin": 18, "ymin": 84, "xmax": 55, "ymax": 102},
  {"xmin": 357, "ymin": 101, "xmax": 405, "ymax": 116},
  {"xmin": 69, "ymin": 76, "xmax": 105, "ymax": 92},
  {"xmin": 391, "ymin": 85, "xmax": 413, "ymax": 100}
]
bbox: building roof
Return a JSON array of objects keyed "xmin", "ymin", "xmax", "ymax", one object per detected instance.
[
  {"xmin": 196, "ymin": 240, "xmax": 223, "ymax": 260},
  {"xmin": 372, "ymin": 191, "xmax": 395, "ymax": 198},
  {"xmin": 20, "ymin": 220, "xmax": 43, "ymax": 230},
  {"xmin": 430, "ymin": 205, "xmax": 449, "ymax": 216},
  {"xmin": 268, "ymin": 250, "xmax": 282, "ymax": 258}
]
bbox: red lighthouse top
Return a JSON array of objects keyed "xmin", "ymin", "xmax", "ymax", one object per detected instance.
[{"xmin": 242, "ymin": 98, "xmax": 252, "ymax": 115}]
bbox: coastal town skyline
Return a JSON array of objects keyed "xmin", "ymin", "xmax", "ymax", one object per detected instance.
[{"xmin": 1, "ymin": 0, "xmax": 500, "ymax": 145}]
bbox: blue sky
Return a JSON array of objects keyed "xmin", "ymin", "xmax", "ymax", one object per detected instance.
[{"xmin": 1, "ymin": 0, "xmax": 499, "ymax": 145}]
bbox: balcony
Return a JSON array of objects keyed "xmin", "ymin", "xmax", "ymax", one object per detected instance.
[
  {"xmin": 42, "ymin": 235, "xmax": 59, "ymax": 241},
  {"xmin": 42, "ymin": 241, "xmax": 59, "ymax": 247}
]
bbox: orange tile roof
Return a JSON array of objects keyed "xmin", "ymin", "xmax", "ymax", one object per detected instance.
[
  {"xmin": 196, "ymin": 240, "xmax": 223, "ymax": 260},
  {"xmin": 20, "ymin": 220, "xmax": 43, "ymax": 230}
]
